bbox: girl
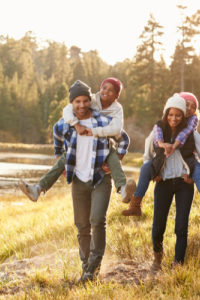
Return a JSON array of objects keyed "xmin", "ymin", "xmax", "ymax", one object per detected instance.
[{"xmin": 122, "ymin": 92, "xmax": 199, "ymax": 217}]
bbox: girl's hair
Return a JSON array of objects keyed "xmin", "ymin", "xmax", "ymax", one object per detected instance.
[{"xmin": 162, "ymin": 107, "xmax": 187, "ymax": 139}]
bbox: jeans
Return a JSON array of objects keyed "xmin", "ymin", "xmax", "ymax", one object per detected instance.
[
  {"xmin": 134, "ymin": 160, "xmax": 152, "ymax": 198},
  {"xmin": 71, "ymin": 174, "xmax": 112, "ymax": 271},
  {"xmin": 152, "ymin": 178, "xmax": 194, "ymax": 264},
  {"xmin": 192, "ymin": 160, "xmax": 200, "ymax": 192}
]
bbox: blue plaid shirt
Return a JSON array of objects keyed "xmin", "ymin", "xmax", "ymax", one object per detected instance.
[{"xmin": 53, "ymin": 110, "xmax": 130, "ymax": 188}]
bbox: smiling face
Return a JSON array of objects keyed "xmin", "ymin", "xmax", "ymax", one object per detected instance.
[
  {"xmin": 167, "ymin": 107, "xmax": 183, "ymax": 131},
  {"xmin": 100, "ymin": 83, "xmax": 118, "ymax": 108},
  {"xmin": 72, "ymin": 95, "xmax": 91, "ymax": 119},
  {"xmin": 186, "ymin": 100, "xmax": 196, "ymax": 118}
]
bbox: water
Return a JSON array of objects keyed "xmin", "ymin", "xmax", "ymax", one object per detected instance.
[{"xmin": 0, "ymin": 153, "xmax": 66, "ymax": 195}]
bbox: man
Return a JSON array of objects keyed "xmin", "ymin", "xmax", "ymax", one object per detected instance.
[
  {"xmin": 50, "ymin": 81, "xmax": 130, "ymax": 281},
  {"xmin": 18, "ymin": 79, "xmax": 135, "ymax": 204}
]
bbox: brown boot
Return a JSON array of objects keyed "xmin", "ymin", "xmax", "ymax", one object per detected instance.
[
  {"xmin": 122, "ymin": 195, "xmax": 142, "ymax": 216},
  {"xmin": 151, "ymin": 252, "xmax": 163, "ymax": 271}
]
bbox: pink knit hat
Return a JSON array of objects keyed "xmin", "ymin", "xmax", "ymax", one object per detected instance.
[
  {"xmin": 100, "ymin": 78, "xmax": 122, "ymax": 98},
  {"xmin": 179, "ymin": 92, "xmax": 199, "ymax": 109}
]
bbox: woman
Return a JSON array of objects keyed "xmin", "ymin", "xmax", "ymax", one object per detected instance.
[{"xmin": 148, "ymin": 94, "xmax": 196, "ymax": 269}]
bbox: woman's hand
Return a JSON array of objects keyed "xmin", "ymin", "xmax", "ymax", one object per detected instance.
[
  {"xmin": 184, "ymin": 174, "xmax": 194, "ymax": 184},
  {"xmin": 154, "ymin": 174, "xmax": 163, "ymax": 182},
  {"xmin": 101, "ymin": 162, "xmax": 111, "ymax": 173}
]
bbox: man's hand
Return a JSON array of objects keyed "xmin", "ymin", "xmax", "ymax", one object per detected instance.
[
  {"xmin": 101, "ymin": 162, "xmax": 111, "ymax": 173},
  {"xmin": 118, "ymin": 154, "xmax": 124, "ymax": 161},
  {"xmin": 153, "ymin": 174, "xmax": 163, "ymax": 182},
  {"xmin": 74, "ymin": 123, "xmax": 87, "ymax": 135},
  {"xmin": 85, "ymin": 128, "xmax": 93, "ymax": 136},
  {"xmin": 184, "ymin": 174, "xmax": 194, "ymax": 184},
  {"xmin": 62, "ymin": 169, "xmax": 67, "ymax": 178}
]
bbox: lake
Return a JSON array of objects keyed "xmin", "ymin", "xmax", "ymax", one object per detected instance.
[{"xmin": 0, "ymin": 153, "xmax": 66, "ymax": 195}]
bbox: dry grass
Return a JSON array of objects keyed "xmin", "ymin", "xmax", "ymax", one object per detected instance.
[{"xmin": 0, "ymin": 179, "xmax": 200, "ymax": 299}]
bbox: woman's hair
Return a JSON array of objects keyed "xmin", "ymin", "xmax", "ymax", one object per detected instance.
[{"xmin": 162, "ymin": 107, "xmax": 187, "ymax": 139}]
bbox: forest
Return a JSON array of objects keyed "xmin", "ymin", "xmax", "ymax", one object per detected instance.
[{"xmin": 0, "ymin": 7, "xmax": 200, "ymax": 144}]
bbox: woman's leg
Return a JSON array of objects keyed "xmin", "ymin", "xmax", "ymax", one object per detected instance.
[
  {"xmin": 152, "ymin": 180, "xmax": 174, "ymax": 253},
  {"xmin": 174, "ymin": 179, "xmax": 194, "ymax": 264},
  {"xmin": 192, "ymin": 160, "xmax": 200, "ymax": 192}
]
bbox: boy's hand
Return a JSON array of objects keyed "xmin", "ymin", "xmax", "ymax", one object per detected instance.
[
  {"xmin": 101, "ymin": 162, "xmax": 111, "ymax": 173},
  {"xmin": 74, "ymin": 123, "xmax": 87, "ymax": 135},
  {"xmin": 85, "ymin": 128, "xmax": 93, "ymax": 136}
]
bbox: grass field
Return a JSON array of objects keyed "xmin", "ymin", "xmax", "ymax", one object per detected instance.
[{"xmin": 1, "ymin": 175, "xmax": 200, "ymax": 299}]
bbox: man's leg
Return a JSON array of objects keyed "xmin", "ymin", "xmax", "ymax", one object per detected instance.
[
  {"xmin": 86, "ymin": 174, "xmax": 112, "ymax": 273},
  {"xmin": 106, "ymin": 148, "xmax": 136, "ymax": 203},
  {"xmin": 18, "ymin": 152, "xmax": 66, "ymax": 202},
  {"xmin": 122, "ymin": 160, "xmax": 152, "ymax": 216},
  {"xmin": 71, "ymin": 176, "xmax": 92, "ymax": 272}
]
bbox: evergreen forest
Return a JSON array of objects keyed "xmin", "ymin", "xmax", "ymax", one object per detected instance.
[{"xmin": 1, "ymin": 8, "xmax": 200, "ymax": 144}]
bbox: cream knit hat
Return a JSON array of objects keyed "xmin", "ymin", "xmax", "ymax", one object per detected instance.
[{"xmin": 163, "ymin": 93, "xmax": 186, "ymax": 116}]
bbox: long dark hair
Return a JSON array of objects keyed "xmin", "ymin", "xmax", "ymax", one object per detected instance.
[{"xmin": 162, "ymin": 108, "xmax": 187, "ymax": 142}]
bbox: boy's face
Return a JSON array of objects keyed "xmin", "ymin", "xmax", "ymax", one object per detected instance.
[
  {"xmin": 100, "ymin": 83, "xmax": 118, "ymax": 106},
  {"xmin": 186, "ymin": 100, "xmax": 196, "ymax": 118},
  {"xmin": 72, "ymin": 95, "xmax": 91, "ymax": 119}
]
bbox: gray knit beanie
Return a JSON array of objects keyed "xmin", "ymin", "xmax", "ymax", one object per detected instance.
[
  {"xmin": 163, "ymin": 93, "xmax": 186, "ymax": 116},
  {"xmin": 69, "ymin": 80, "xmax": 91, "ymax": 103}
]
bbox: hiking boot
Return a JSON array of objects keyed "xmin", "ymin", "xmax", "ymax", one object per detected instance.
[
  {"xmin": 81, "ymin": 265, "xmax": 101, "ymax": 283},
  {"xmin": 121, "ymin": 179, "xmax": 137, "ymax": 203},
  {"xmin": 77, "ymin": 264, "xmax": 88, "ymax": 284},
  {"xmin": 18, "ymin": 180, "xmax": 39, "ymax": 202},
  {"xmin": 151, "ymin": 252, "xmax": 163, "ymax": 271},
  {"xmin": 122, "ymin": 195, "xmax": 142, "ymax": 216}
]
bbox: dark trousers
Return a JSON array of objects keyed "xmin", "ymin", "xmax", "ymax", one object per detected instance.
[
  {"xmin": 71, "ymin": 174, "xmax": 112, "ymax": 271},
  {"xmin": 152, "ymin": 178, "xmax": 194, "ymax": 264}
]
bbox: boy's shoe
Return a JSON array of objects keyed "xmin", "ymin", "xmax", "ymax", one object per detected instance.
[
  {"xmin": 121, "ymin": 179, "xmax": 137, "ymax": 203},
  {"xmin": 18, "ymin": 180, "xmax": 39, "ymax": 202},
  {"xmin": 122, "ymin": 195, "xmax": 142, "ymax": 216}
]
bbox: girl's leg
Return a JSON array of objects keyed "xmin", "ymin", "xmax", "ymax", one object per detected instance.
[
  {"xmin": 134, "ymin": 160, "xmax": 152, "ymax": 198},
  {"xmin": 192, "ymin": 160, "xmax": 200, "ymax": 192},
  {"xmin": 122, "ymin": 160, "xmax": 152, "ymax": 217}
]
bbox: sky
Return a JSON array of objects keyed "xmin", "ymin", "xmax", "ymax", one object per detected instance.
[{"xmin": 0, "ymin": 0, "xmax": 200, "ymax": 65}]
